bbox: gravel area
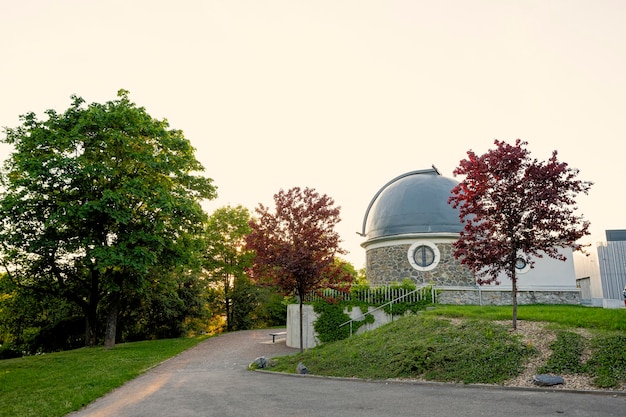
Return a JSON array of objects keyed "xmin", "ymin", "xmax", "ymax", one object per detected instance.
[{"xmin": 498, "ymin": 320, "xmax": 624, "ymax": 392}]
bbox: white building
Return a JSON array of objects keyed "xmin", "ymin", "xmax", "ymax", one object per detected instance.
[{"xmin": 576, "ymin": 230, "xmax": 626, "ymax": 308}]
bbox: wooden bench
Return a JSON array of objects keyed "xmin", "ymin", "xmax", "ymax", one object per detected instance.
[{"xmin": 269, "ymin": 331, "xmax": 286, "ymax": 343}]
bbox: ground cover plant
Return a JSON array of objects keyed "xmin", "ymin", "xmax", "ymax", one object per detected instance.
[
  {"xmin": 269, "ymin": 314, "xmax": 535, "ymax": 383},
  {"xmin": 266, "ymin": 305, "xmax": 626, "ymax": 389},
  {"xmin": 0, "ymin": 336, "xmax": 207, "ymax": 417}
]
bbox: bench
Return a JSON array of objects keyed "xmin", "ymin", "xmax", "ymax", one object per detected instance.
[{"xmin": 269, "ymin": 332, "xmax": 286, "ymax": 343}]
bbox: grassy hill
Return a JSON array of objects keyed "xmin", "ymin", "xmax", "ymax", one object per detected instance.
[{"xmin": 265, "ymin": 305, "xmax": 626, "ymax": 390}]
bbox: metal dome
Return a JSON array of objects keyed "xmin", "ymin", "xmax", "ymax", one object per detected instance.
[{"xmin": 361, "ymin": 167, "xmax": 463, "ymax": 240}]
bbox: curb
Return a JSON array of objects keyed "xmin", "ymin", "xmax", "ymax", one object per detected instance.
[{"xmin": 254, "ymin": 369, "xmax": 626, "ymax": 397}]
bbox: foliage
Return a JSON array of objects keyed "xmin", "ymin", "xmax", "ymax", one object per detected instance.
[
  {"xmin": 246, "ymin": 187, "xmax": 351, "ymax": 297},
  {"xmin": 0, "ymin": 273, "xmax": 84, "ymax": 354},
  {"xmin": 271, "ymin": 315, "xmax": 535, "ymax": 384},
  {"xmin": 0, "ymin": 90, "xmax": 216, "ymax": 348},
  {"xmin": 312, "ymin": 301, "xmax": 372, "ymax": 343},
  {"xmin": 538, "ymin": 331, "xmax": 626, "ymax": 389},
  {"xmin": 249, "ymin": 288, "xmax": 288, "ymax": 328},
  {"xmin": 538, "ymin": 331, "xmax": 587, "ymax": 374},
  {"xmin": 350, "ymin": 278, "xmax": 415, "ymax": 304},
  {"xmin": 587, "ymin": 334, "xmax": 626, "ymax": 388},
  {"xmin": 309, "ymin": 279, "xmax": 435, "ymax": 343},
  {"xmin": 347, "ymin": 279, "xmax": 434, "ymax": 315},
  {"xmin": 119, "ymin": 267, "xmax": 208, "ymax": 341},
  {"xmin": 449, "ymin": 139, "xmax": 592, "ymax": 328},
  {"xmin": 0, "ymin": 336, "xmax": 207, "ymax": 417},
  {"xmin": 269, "ymin": 306, "xmax": 626, "ymax": 389},
  {"xmin": 228, "ymin": 275, "xmax": 259, "ymax": 331},
  {"xmin": 203, "ymin": 205, "xmax": 255, "ymax": 331},
  {"xmin": 246, "ymin": 187, "xmax": 352, "ymax": 349}
]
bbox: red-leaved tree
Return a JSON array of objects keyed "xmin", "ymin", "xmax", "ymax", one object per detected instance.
[
  {"xmin": 245, "ymin": 187, "xmax": 352, "ymax": 350},
  {"xmin": 448, "ymin": 139, "xmax": 592, "ymax": 329}
]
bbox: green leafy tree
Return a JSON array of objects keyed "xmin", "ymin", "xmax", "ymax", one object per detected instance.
[
  {"xmin": 119, "ymin": 266, "xmax": 208, "ymax": 341},
  {"xmin": 246, "ymin": 187, "xmax": 352, "ymax": 351},
  {"xmin": 203, "ymin": 205, "xmax": 256, "ymax": 331},
  {"xmin": 448, "ymin": 139, "xmax": 592, "ymax": 329},
  {"xmin": 0, "ymin": 90, "xmax": 216, "ymax": 348}
]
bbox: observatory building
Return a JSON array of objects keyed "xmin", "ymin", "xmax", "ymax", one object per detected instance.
[{"xmin": 360, "ymin": 167, "xmax": 580, "ymax": 305}]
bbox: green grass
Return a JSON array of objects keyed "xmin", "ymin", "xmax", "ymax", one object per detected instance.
[
  {"xmin": 266, "ymin": 305, "xmax": 626, "ymax": 389},
  {"xmin": 0, "ymin": 336, "xmax": 207, "ymax": 417},
  {"xmin": 422, "ymin": 304, "xmax": 626, "ymax": 331}
]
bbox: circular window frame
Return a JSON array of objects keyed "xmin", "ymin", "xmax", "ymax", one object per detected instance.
[
  {"xmin": 408, "ymin": 241, "xmax": 441, "ymax": 272},
  {"xmin": 515, "ymin": 257, "xmax": 530, "ymax": 274}
]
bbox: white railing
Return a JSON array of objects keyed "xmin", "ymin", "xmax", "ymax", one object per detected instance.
[
  {"xmin": 305, "ymin": 284, "xmax": 436, "ymax": 305},
  {"xmin": 338, "ymin": 286, "xmax": 434, "ymax": 336}
]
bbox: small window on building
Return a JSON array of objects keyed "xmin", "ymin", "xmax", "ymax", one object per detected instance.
[
  {"xmin": 414, "ymin": 245, "xmax": 435, "ymax": 267},
  {"xmin": 408, "ymin": 241, "xmax": 440, "ymax": 272},
  {"xmin": 515, "ymin": 257, "xmax": 530, "ymax": 274}
]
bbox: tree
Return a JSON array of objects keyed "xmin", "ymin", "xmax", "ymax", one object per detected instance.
[
  {"xmin": 245, "ymin": 187, "xmax": 352, "ymax": 351},
  {"xmin": 0, "ymin": 90, "xmax": 216, "ymax": 348},
  {"xmin": 448, "ymin": 139, "xmax": 592, "ymax": 329},
  {"xmin": 119, "ymin": 265, "xmax": 209, "ymax": 341},
  {"xmin": 203, "ymin": 205, "xmax": 255, "ymax": 331}
]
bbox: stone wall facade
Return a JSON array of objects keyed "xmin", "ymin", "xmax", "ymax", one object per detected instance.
[{"xmin": 366, "ymin": 242, "xmax": 475, "ymax": 287}]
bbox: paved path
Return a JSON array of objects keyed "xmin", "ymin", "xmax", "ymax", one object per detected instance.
[{"xmin": 68, "ymin": 328, "xmax": 625, "ymax": 417}]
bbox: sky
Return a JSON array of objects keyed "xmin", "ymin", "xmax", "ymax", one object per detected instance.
[{"xmin": 1, "ymin": 0, "xmax": 625, "ymax": 269}]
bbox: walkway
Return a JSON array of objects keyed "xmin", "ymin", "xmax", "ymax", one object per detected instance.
[{"xmin": 68, "ymin": 328, "xmax": 625, "ymax": 417}]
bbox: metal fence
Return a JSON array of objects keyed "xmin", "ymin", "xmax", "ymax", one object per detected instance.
[{"xmin": 305, "ymin": 285, "xmax": 437, "ymax": 304}]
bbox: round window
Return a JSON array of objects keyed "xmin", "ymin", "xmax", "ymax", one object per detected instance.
[
  {"xmin": 413, "ymin": 245, "xmax": 435, "ymax": 267},
  {"xmin": 407, "ymin": 242, "xmax": 440, "ymax": 272},
  {"xmin": 515, "ymin": 257, "xmax": 530, "ymax": 274}
]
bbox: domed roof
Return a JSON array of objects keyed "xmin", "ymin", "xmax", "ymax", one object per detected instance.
[{"xmin": 361, "ymin": 167, "xmax": 463, "ymax": 241}]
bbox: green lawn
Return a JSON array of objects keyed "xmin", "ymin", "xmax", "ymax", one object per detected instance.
[
  {"xmin": 0, "ymin": 336, "xmax": 207, "ymax": 417},
  {"xmin": 427, "ymin": 304, "xmax": 626, "ymax": 331}
]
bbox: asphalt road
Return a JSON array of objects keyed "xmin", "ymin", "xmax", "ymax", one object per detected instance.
[{"xmin": 67, "ymin": 328, "xmax": 626, "ymax": 417}]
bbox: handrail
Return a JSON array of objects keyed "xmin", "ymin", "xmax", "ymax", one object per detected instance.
[{"xmin": 338, "ymin": 285, "xmax": 433, "ymax": 337}]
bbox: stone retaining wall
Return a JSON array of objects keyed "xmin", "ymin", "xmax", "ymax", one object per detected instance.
[{"xmin": 437, "ymin": 288, "xmax": 581, "ymax": 305}]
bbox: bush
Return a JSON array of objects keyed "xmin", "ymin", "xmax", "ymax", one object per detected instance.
[
  {"xmin": 0, "ymin": 343, "xmax": 22, "ymax": 360},
  {"xmin": 312, "ymin": 302, "xmax": 353, "ymax": 343},
  {"xmin": 30, "ymin": 316, "xmax": 85, "ymax": 353}
]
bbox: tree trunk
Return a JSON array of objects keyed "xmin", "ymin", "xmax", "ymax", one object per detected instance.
[
  {"xmin": 225, "ymin": 278, "xmax": 232, "ymax": 332},
  {"xmin": 299, "ymin": 296, "xmax": 304, "ymax": 353},
  {"xmin": 104, "ymin": 293, "xmax": 120, "ymax": 349},
  {"xmin": 84, "ymin": 303, "xmax": 98, "ymax": 347},
  {"xmin": 511, "ymin": 274, "xmax": 518, "ymax": 330},
  {"xmin": 84, "ymin": 270, "xmax": 100, "ymax": 347}
]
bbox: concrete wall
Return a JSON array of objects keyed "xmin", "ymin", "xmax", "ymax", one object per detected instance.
[
  {"xmin": 286, "ymin": 304, "xmax": 319, "ymax": 349},
  {"xmin": 286, "ymin": 304, "xmax": 394, "ymax": 349}
]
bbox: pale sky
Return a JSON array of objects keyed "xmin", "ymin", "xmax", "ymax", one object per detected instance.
[{"xmin": 1, "ymin": 0, "xmax": 625, "ymax": 268}]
